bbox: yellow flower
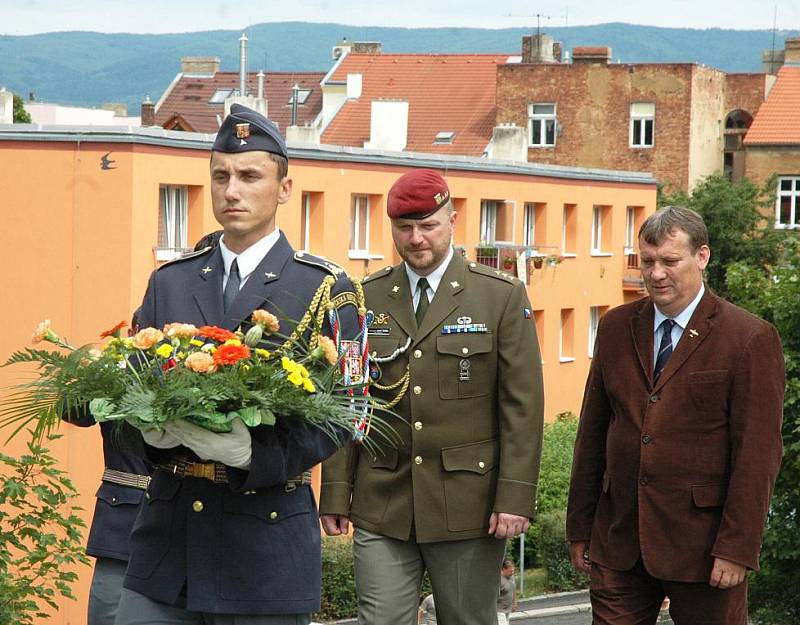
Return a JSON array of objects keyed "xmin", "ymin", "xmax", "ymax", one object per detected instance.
[
  {"xmin": 223, "ymin": 339, "xmax": 242, "ymax": 347},
  {"xmin": 302, "ymin": 378, "xmax": 316, "ymax": 393},
  {"xmin": 190, "ymin": 339, "xmax": 204, "ymax": 347},
  {"xmin": 201, "ymin": 343, "xmax": 216, "ymax": 353},
  {"xmin": 287, "ymin": 371, "xmax": 304, "ymax": 386},
  {"xmin": 155, "ymin": 344, "xmax": 174, "ymax": 358},
  {"xmin": 177, "ymin": 351, "xmax": 187, "ymax": 360},
  {"xmin": 282, "ymin": 356, "xmax": 299, "ymax": 374},
  {"xmin": 255, "ymin": 348, "xmax": 271, "ymax": 359}
]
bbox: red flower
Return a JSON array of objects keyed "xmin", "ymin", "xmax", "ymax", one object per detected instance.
[
  {"xmin": 161, "ymin": 358, "xmax": 177, "ymax": 372},
  {"xmin": 198, "ymin": 326, "xmax": 238, "ymax": 342},
  {"xmin": 212, "ymin": 344, "xmax": 251, "ymax": 366},
  {"xmin": 100, "ymin": 320, "xmax": 127, "ymax": 339}
]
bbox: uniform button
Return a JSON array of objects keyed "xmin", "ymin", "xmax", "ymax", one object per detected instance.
[
  {"xmin": 270, "ymin": 511, "xmax": 278, "ymax": 520},
  {"xmin": 649, "ymin": 394, "xmax": 660, "ymax": 403},
  {"xmin": 413, "ymin": 385, "xmax": 422, "ymax": 395},
  {"xmin": 145, "ymin": 492, "xmax": 150, "ymax": 500},
  {"xmin": 478, "ymin": 461, "xmax": 486, "ymax": 469},
  {"xmin": 414, "ymin": 456, "xmax": 423, "ymax": 465},
  {"xmin": 461, "ymin": 347, "xmax": 469, "ymax": 355},
  {"xmin": 414, "ymin": 421, "xmax": 423, "ymax": 431},
  {"xmin": 642, "ymin": 435, "xmax": 652, "ymax": 444},
  {"xmin": 639, "ymin": 477, "xmax": 648, "ymax": 486},
  {"xmin": 469, "ymin": 262, "xmax": 477, "ymax": 268},
  {"xmin": 111, "ymin": 496, "xmax": 118, "ymax": 504},
  {"xmin": 413, "ymin": 349, "xmax": 422, "ymax": 359},
  {"xmin": 192, "ymin": 500, "xmax": 204, "ymax": 512}
]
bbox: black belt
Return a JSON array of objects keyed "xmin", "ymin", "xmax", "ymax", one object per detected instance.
[
  {"xmin": 102, "ymin": 468, "xmax": 151, "ymax": 490},
  {"xmin": 155, "ymin": 458, "xmax": 313, "ymax": 491}
]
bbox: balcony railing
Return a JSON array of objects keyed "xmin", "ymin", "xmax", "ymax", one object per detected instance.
[
  {"xmin": 623, "ymin": 249, "xmax": 646, "ymax": 292},
  {"xmin": 473, "ymin": 243, "xmax": 560, "ymax": 283}
]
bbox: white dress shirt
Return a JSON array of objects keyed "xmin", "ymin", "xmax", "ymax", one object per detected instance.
[
  {"xmin": 405, "ymin": 246, "xmax": 455, "ymax": 309},
  {"xmin": 652, "ymin": 283, "xmax": 705, "ymax": 367},
  {"xmin": 219, "ymin": 228, "xmax": 281, "ymax": 291}
]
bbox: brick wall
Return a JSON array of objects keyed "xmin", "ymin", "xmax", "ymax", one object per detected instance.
[{"xmin": 744, "ymin": 147, "xmax": 800, "ymax": 187}]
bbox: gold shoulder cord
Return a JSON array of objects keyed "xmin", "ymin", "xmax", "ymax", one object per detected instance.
[
  {"xmin": 281, "ymin": 275, "xmax": 336, "ymax": 351},
  {"xmin": 372, "ymin": 365, "xmax": 410, "ymax": 409}
]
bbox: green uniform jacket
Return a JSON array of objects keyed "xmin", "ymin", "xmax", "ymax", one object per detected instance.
[{"xmin": 320, "ymin": 252, "xmax": 544, "ymax": 542}]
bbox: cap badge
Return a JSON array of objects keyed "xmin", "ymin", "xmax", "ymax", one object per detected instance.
[
  {"xmin": 433, "ymin": 190, "xmax": 450, "ymax": 205},
  {"xmin": 235, "ymin": 123, "xmax": 250, "ymax": 145}
]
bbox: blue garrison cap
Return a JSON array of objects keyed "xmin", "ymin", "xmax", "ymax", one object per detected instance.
[{"xmin": 212, "ymin": 103, "xmax": 287, "ymax": 159}]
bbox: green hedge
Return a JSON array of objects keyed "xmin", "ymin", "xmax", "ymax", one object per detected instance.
[{"xmin": 537, "ymin": 510, "xmax": 588, "ymax": 591}]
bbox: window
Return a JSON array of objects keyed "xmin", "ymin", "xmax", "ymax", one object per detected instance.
[
  {"xmin": 208, "ymin": 89, "xmax": 233, "ymax": 104},
  {"xmin": 560, "ymin": 308, "xmax": 575, "ymax": 362},
  {"xmin": 434, "ymin": 131, "xmax": 455, "ymax": 144},
  {"xmin": 480, "ymin": 200, "xmax": 497, "ymax": 243},
  {"xmin": 591, "ymin": 205, "xmax": 612, "ymax": 255},
  {"xmin": 287, "ymin": 89, "xmax": 312, "ymax": 105},
  {"xmin": 625, "ymin": 206, "xmax": 636, "ymax": 253},
  {"xmin": 528, "ymin": 103, "xmax": 557, "ymax": 147},
  {"xmin": 523, "ymin": 203, "xmax": 535, "ymax": 246},
  {"xmin": 776, "ymin": 177, "xmax": 800, "ymax": 229},
  {"xmin": 157, "ymin": 185, "xmax": 188, "ymax": 261},
  {"xmin": 300, "ymin": 192, "xmax": 311, "ymax": 251},
  {"xmin": 630, "ymin": 103, "xmax": 655, "ymax": 148},
  {"xmin": 588, "ymin": 306, "xmax": 608, "ymax": 357},
  {"xmin": 350, "ymin": 194, "xmax": 370, "ymax": 252},
  {"xmin": 299, "ymin": 191, "xmax": 324, "ymax": 252},
  {"xmin": 562, "ymin": 204, "xmax": 577, "ymax": 255}
]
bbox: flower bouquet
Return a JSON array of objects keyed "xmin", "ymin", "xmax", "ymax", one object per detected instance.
[{"xmin": 1, "ymin": 310, "xmax": 394, "ymax": 455}]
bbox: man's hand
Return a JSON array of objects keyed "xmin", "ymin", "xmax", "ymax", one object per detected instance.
[
  {"xmin": 709, "ymin": 557, "xmax": 746, "ymax": 588},
  {"xmin": 320, "ymin": 514, "xmax": 351, "ymax": 536},
  {"xmin": 569, "ymin": 541, "xmax": 592, "ymax": 574},
  {"xmin": 141, "ymin": 427, "xmax": 182, "ymax": 449},
  {"xmin": 488, "ymin": 512, "xmax": 530, "ymax": 539},
  {"xmin": 163, "ymin": 418, "xmax": 252, "ymax": 469}
]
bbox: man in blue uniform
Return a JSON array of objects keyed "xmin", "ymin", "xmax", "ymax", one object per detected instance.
[{"xmin": 115, "ymin": 104, "xmax": 360, "ymax": 624}]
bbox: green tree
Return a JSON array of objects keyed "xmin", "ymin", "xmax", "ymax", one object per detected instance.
[
  {"xmin": 660, "ymin": 175, "xmax": 781, "ymax": 299},
  {"xmin": 12, "ymin": 94, "xmax": 31, "ymax": 124},
  {"xmin": 724, "ymin": 239, "xmax": 800, "ymax": 623},
  {"xmin": 0, "ymin": 435, "xmax": 90, "ymax": 624}
]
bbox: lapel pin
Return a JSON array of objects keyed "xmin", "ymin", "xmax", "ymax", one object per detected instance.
[
  {"xmin": 392, "ymin": 285, "xmax": 400, "ymax": 293},
  {"xmin": 450, "ymin": 281, "xmax": 460, "ymax": 289},
  {"xmin": 265, "ymin": 272, "xmax": 277, "ymax": 279},
  {"xmin": 689, "ymin": 329, "xmax": 699, "ymax": 338},
  {"xmin": 202, "ymin": 266, "xmax": 213, "ymax": 274}
]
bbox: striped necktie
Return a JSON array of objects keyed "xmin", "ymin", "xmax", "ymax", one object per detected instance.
[{"xmin": 653, "ymin": 318, "xmax": 675, "ymax": 383}]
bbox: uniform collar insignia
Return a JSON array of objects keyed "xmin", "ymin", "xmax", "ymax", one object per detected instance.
[{"xmin": 202, "ymin": 266, "xmax": 213, "ymax": 274}]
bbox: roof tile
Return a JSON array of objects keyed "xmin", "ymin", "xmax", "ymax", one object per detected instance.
[{"xmin": 744, "ymin": 66, "xmax": 800, "ymax": 145}]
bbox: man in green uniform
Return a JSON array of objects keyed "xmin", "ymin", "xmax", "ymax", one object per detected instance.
[{"xmin": 320, "ymin": 169, "xmax": 544, "ymax": 625}]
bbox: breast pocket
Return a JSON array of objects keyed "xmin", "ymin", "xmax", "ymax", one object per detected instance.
[
  {"xmin": 436, "ymin": 333, "xmax": 494, "ymax": 399},
  {"xmin": 688, "ymin": 369, "xmax": 730, "ymax": 414}
]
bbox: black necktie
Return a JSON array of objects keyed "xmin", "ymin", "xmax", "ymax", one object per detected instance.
[
  {"xmin": 653, "ymin": 318, "xmax": 675, "ymax": 382},
  {"xmin": 223, "ymin": 258, "xmax": 241, "ymax": 313},
  {"xmin": 415, "ymin": 278, "xmax": 430, "ymax": 326}
]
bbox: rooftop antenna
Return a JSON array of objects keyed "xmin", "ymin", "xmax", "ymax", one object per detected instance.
[
  {"xmin": 534, "ymin": 13, "xmax": 551, "ymax": 38},
  {"xmin": 563, "ymin": 6, "xmax": 569, "ymax": 28},
  {"xmin": 770, "ymin": 5, "xmax": 778, "ymax": 73}
]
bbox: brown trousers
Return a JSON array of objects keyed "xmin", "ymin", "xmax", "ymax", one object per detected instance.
[{"xmin": 590, "ymin": 560, "xmax": 747, "ymax": 625}]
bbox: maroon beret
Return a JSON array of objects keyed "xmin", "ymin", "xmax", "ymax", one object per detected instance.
[{"xmin": 387, "ymin": 169, "xmax": 451, "ymax": 219}]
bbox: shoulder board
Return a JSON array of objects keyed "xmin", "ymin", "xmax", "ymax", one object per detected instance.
[
  {"xmin": 467, "ymin": 260, "xmax": 517, "ymax": 284},
  {"xmin": 156, "ymin": 246, "xmax": 213, "ymax": 271},
  {"xmin": 362, "ymin": 265, "xmax": 395, "ymax": 284},
  {"xmin": 293, "ymin": 251, "xmax": 344, "ymax": 277}
]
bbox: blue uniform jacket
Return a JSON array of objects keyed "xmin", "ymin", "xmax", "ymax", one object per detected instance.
[
  {"xmin": 64, "ymin": 417, "xmax": 150, "ymax": 561},
  {"xmin": 122, "ymin": 232, "xmax": 359, "ymax": 614}
]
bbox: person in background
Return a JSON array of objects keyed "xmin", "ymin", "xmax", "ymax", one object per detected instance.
[{"xmin": 497, "ymin": 558, "xmax": 517, "ymax": 625}]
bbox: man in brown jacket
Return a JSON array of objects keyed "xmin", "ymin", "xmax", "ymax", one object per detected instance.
[
  {"xmin": 320, "ymin": 169, "xmax": 544, "ymax": 625},
  {"xmin": 567, "ymin": 206, "xmax": 785, "ymax": 624}
]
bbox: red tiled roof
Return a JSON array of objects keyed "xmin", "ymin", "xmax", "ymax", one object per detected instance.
[
  {"xmin": 744, "ymin": 66, "xmax": 800, "ymax": 145},
  {"xmin": 154, "ymin": 71, "xmax": 325, "ymax": 134},
  {"xmin": 321, "ymin": 53, "xmax": 512, "ymax": 156}
]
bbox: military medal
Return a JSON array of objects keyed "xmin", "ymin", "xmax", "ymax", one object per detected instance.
[
  {"xmin": 459, "ymin": 358, "xmax": 471, "ymax": 382},
  {"xmin": 442, "ymin": 316, "xmax": 488, "ymax": 334}
]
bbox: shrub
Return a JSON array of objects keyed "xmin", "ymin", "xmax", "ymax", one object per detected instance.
[
  {"xmin": 0, "ymin": 435, "xmax": 90, "ymax": 624},
  {"xmin": 317, "ymin": 536, "xmax": 358, "ymax": 621},
  {"xmin": 537, "ymin": 510, "xmax": 588, "ymax": 592}
]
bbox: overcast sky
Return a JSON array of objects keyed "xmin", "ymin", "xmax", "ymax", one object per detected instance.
[{"xmin": 1, "ymin": 0, "xmax": 798, "ymax": 35}]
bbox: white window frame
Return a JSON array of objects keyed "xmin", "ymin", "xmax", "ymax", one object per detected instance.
[
  {"xmin": 591, "ymin": 206, "xmax": 603, "ymax": 254},
  {"xmin": 156, "ymin": 185, "xmax": 188, "ymax": 261},
  {"xmin": 630, "ymin": 102, "xmax": 655, "ymax": 148},
  {"xmin": 480, "ymin": 200, "xmax": 497, "ymax": 243},
  {"xmin": 350, "ymin": 194, "xmax": 370, "ymax": 253},
  {"xmin": 776, "ymin": 176, "xmax": 800, "ymax": 229},
  {"xmin": 301, "ymin": 192, "xmax": 311, "ymax": 251},
  {"xmin": 559, "ymin": 308, "xmax": 575, "ymax": 363},
  {"xmin": 624, "ymin": 206, "xmax": 636, "ymax": 253},
  {"xmin": 523, "ymin": 203, "xmax": 535, "ymax": 247},
  {"xmin": 588, "ymin": 306, "xmax": 601, "ymax": 357},
  {"xmin": 528, "ymin": 103, "xmax": 557, "ymax": 147}
]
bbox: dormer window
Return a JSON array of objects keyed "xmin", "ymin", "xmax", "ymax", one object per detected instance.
[
  {"xmin": 208, "ymin": 89, "xmax": 233, "ymax": 104},
  {"xmin": 434, "ymin": 131, "xmax": 455, "ymax": 144}
]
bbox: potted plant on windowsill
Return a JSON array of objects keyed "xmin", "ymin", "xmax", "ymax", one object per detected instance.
[
  {"xmin": 546, "ymin": 254, "xmax": 564, "ymax": 267},
  {"xmin": 532, "ymin": 255, "xmax": 544, "ymax": 269}
]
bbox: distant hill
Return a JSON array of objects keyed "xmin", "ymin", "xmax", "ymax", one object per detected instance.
[{"xmin": 1, "ymin": 21, "xmax": 797, "ymax": 114}]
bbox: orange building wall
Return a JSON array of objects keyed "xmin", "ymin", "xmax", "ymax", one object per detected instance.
[{"xmin": 0, "ymin": 133, "xmax": 655, "ymax": 624}]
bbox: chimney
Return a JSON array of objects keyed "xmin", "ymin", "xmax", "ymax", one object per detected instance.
[
  {"xmin": 762, "ymin": 49, "xmax": 785, "ymax": 74},
  {"xmin": 489, "ymin": 124, "xmax": 528, "ymax": 161},
  {"xmin": 572, "ymin": 46, "xmax": 612, "ymax": 64},
  {"xmin": 0, "ymin": 88, "xmax": 13, "ymax": 124},
  {"xmin": 257, "ymin": 70, "xmax": 265, "ymax": 99},
  {"xmin": 364, "ymin": 99, "xmax": 408, "ymax": 151},
  {"xmin": 239, "ymin": 33, "xmax": 248, "ymax": 96},
  {"xmin": 140, "ymin": 96, "xmax": 156, "ymax": 127},
  {"xmin": 352, "ymin": 41, "xmax": 382, "ymax": 54},
  {"xmin": 346, "ymin": 74, "xmax": 363, "ymax": 99},
  {"xmin": 291, "ymin": 84, "xmax": 300, "ymax": 126},
  {"xmin": 521, "ymin": 34, "xmax": 557, "ymax": 63},
  {"xmin": 180, "ymin": 57, "xmax": 220, "ymax": 75},
  {"xmin": 785, "ymin": 36, "xmax": 800, "ymax": 65},
  {"xmin": 101, "ymin": 103, "xmax": 127, "ymax": 117}
]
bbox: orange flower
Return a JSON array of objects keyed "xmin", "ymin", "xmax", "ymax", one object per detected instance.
[
  {"xmin": 198, "ymin": 326, "xmax": 238, "ymax": 342},
  {"xmin": 163, "ymin": 322, "xmax": 199, "ymax": 340},
  {"xmin": 132, "ymin": 327, "xmax": 165, "ymax": 350},
  {"xmin": 317, "ymin": 336, "xmax": 339, "ymax": 366},
  {"xmin": 185, "ymin": 352, "xmax": 216, "ymax": 373},
  {"xmin": 212, "ymin": 343, "xmax": 251, "ymax": 366},
  {"xmin": 32, "ymin": 319, "xmax": 55, "ymax": 344},
  {"xmin": 100, "ymin": 320, "xmax": 127, "ymax": 339},
  {"xmin": 252, "ymin": 309, "xmax": 280, "ymax": 333}
]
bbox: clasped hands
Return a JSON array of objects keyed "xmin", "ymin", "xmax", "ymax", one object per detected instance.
[{"xmin": 142, "ymin": 417, "xmax": 252, "ymax": 470}]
